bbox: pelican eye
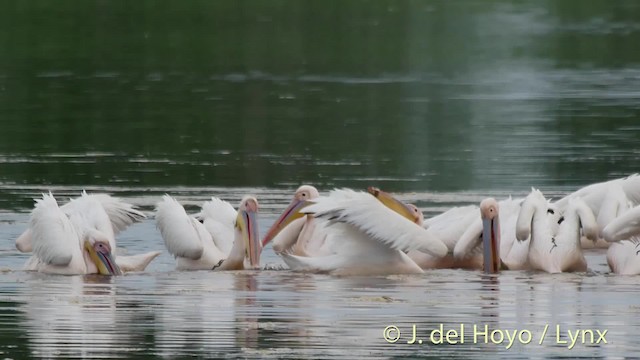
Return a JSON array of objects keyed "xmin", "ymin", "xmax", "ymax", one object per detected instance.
[{"xmin": 547, "ymin": 209, "xmax": 555, "ymax": 215}]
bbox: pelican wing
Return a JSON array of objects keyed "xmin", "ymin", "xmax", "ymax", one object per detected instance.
[
  {"xmin": 15, "ymin": 192, "xmax": 144, "ymax": 254},
  {"xmin": 82, "ymin": 193, "xmax": 147, "ymax": 235},
  {"xmin": 452, "ymin": 217, "xmax": 483, "ymax": 260},
  {"xmin": 155, "ymin": 195, "xmax": 208, "ymax": 260},
  {"xmin": 568, "ymin": 197, "xmax": 599, "ymax": 241},
  {"xmin": 116, "ymin": 251, "xmax": 162, "ymax": 272},
  {"xmin": 65, "ymin": 193, "xmax": 117, "ymax": 249},
  {"xmin": 621, "ymin": 173, "xmax": 640, "ymax": 205},
  {"xmin": 602, "ymin": 205, "xmax": 640, "ymax": 242},
  {"xmin": 424, "ymin": 205, "xmax": 478, "ymax": 249},
  {"xmin": 302, "ymin": 189, "xmax": 448, "ymax": 257},
  {"xmin": 197, "ymin": 197, "xmax": 236, "ymax": 255},
  {"xmin": 30, "ymin": 193, "xmax": 79, "ymax": 266},
  {"xmin": 556, "ymin": 174, "xmax": 640, "ymax": 212},
  {"xmin": 197, "ymin": 197, "xmax": 237, "ymax": 223},
  {"xmin": 516, "ymin": 189, "xmax": 543, "ymax": 241},
  {"xmin": 607, "ymin": 237, "xmax": 640, "ymax": 275},
  {"xmin": 15, "ymin": 229, "xmax": 33, "ymax": 252}
]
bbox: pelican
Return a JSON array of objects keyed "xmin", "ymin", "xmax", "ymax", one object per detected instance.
[
  {"xmin": 276, "ymin": 189, "xmax": 448, "ymax": 276},
  {"xmin": 606, "ymin": 238, "xmax": 640, "ymax": 275},
  {"xmin": 15, "ymin": 191, "xmax": 146, "ymax": 253},
  {"xmin": 366, "ymin": 186, "xmax": 485, "ymax": 269},
  {"xmin": 555, "ymin": 174, "xmax": 640, "ymax": 211},
  {"xmin": 451, "ymin": 196, "xmax": 560, "ymax": 271},
  {"xmin": 364, "ymin": 187, "xmax": 475, "ymax": 269},
  {"xmin": 261, "ymin": 185, "xmax": 324, "ymax": 256},
  {"xmin": 600, "ymin": 205, "xmax": 640, "ymax": 275},
  {"xmin": 581, "ymin": 182, "xmax": 631, "ymax": 249},
  {"xmin": 156, "ymin": 195, "xmax": 261, "ymax": 271},
  {"xmin": 602, "ymin": 205, "xmax": 640, "ymax": 243},
  {"xmin": 17, "ymin": 191, "xmax": 159, "ymax": 272},
  {"xmin": 555, "ymin": 174, "xmax": 640, "ymax": 248},
  {"xmin": 355, "ymin": 188, "xmax": 521, "ymax": 271},
  {"xmin": 404, "ymin": 203, "xmax": 479, "ymax": 269},
  {"xmin": 449, "ymin": 198, "xmax": 515, "ymax": 272},
  {"xmin": 23, "ymin": 193, "xmax": 122, "ymax": 275},
  {"xmin": 516, "ymin": 188, "xmax": 598, "ymax": 273}
]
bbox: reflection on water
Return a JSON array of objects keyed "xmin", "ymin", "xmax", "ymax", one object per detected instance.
[
  {"xmin": 1, "ymin": 239, "xmax": 639, "ymax": 358},
  {"xmin": 18, "ymin": 276, "xmax": 122, "ymax": 359},
  {"xmin": 1, "ymin": 218, "xmax": 638, "ymax": 359},
  {"xmin": 0, "ymin": 187, "xmax": 635, "ymax": 359}
]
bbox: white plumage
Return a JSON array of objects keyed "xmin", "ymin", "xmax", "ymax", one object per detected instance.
[
  {"xmin": 24, "ymin": 193, "xmax": 121, "ymax": 275},
  {"xmin": 197, "ymin": 197, "xmax": 237, "ymax": 255},
  {"xmin": 155, "ymin": 195, "xmax": 227, "ymax": 270},
  {"xmin": 606, "ymin": 237, "xmax": 640, "ymax": 275},
  {"xmin": 555, "ymin": 174, "xmax": 640, "ymax": 248},
  {"xmin": 451, "ymin": 197, "xmax": 530, "ymax": 270},
  {"xmin": 155, "ymin": 194, "xmax": 261, "ymax": 271},
  {"xmin": 303, "ymin": 189, "xmax": 448, "ymax": 256},
  {"xmin": 21, "ymin": 192, "xmax": 158, "ymax": 274},
  {"xmin": 278, "ymin": 189, "xmax": 447, "ymax": 275},
  {"xmin": 517, "ymin": 189, "xmax": 597, "ymax": 273},
  {"xmin": 15, "ymin": 191, "xmax": 146, "ymax": 253},
  {"xmin": 30, "ymin": 193, "xmax": 83, "ymax": 268},
  {"xmin": 602, "ymin": 205, "xmax": 640, "ymax": 243}
]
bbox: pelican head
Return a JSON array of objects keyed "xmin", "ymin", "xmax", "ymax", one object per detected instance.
[
  {"xmin": 262, "ymin": 185, "xmax": 319, "ymax": 246},
  {"xmin": 406, "ymin": 204, "xmax": 425, "ymax": 226},
  {"xmin": 236, "ymin": 196, "xmax": 261, "ymax": 269},
  {"xmin": 83, "ymin": 232, "xmax": 122, "ymax": 276},
  {"xmin": 480, "ymin": 198, "xmax": 500, "ymax": 274},
  {"xmin": 367, "ymin": 187, "xmax": 421, "ymax": 225}
]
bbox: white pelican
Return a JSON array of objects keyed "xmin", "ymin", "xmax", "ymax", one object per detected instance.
[
  {"xmin": 24, "ymin": 193, "xmax": 122, "ymax": 275},
  {"xmin": 17, "ymin": 191, "xmax": 159, "ymax": 272},
  {"xmin": 450, "ymin": 197, "xmax": 558, "ymax": 271},
  {"xmin": 261, "ymin": 185, "xmax": 324, "ymax": 256},
  {"xmin": 516, "ymin": 189, "xmax": 598, "ymax": 273},
  {"xmin": 328, "ymin": 187, "xmax": 515, "ymax": 272},
  {"xmin": 15, "ymin": 191, "xmax": 146, "ymax": 253},
  {"xmin": 449, "ymin": 198, "xmax": 511, "ymax": 272},
  {"xmin": 602, "ymin": 205, "xmax": 640, "ymax": 243},
  {"xmin": 600, "ymin": 205, "xmax": 640, "ymax": 275},
  {"xmin": 555, "ymin": 174, "xmax": 640, "ymax": 248},
  {"xmin": 606, "ymin": 238, "xmax": 640, "ymax": 275},
  {"xmin": 262, "ymin": 185, "xmax": 428, "ymax": 259},
  {"xmin": 366, "ymin": 186, "xmax": 484, "ymax": 269},
  {"xmin": 406, "ymin": 203, "xmax": 480, "ymax": 269},
  {"xmin": 555, "ymin": 174, "xmax": 640, "ymax": 211},
  {"xmin": 276, "ymin": 189, "xmax": 448, "ymax": 276},
  {"xmin": 156, "ymin": 195, "xmax": 261, "ymax": 271}
]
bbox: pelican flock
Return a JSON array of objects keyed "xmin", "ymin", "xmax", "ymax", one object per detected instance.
[{"xmin": 9, "ymin": 173, "xmax": 640, "ymax": 276}]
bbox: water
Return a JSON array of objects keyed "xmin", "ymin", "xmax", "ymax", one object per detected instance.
[
  {"xmin": 1, "ymin": 0, "xmax": 640, "ymax": 358},
  {"xmin": 0, "ymin": 188, "xmax": 633, "ymax": 359}
]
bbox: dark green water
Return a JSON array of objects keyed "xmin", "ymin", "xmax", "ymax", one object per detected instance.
[
  {"xmin": 1, "ymin": 1, "xmax": 640, "ymax": 359},
  {"xmin": 1, "ymin": 1, "xmax": 639, "ymax": 201}
]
